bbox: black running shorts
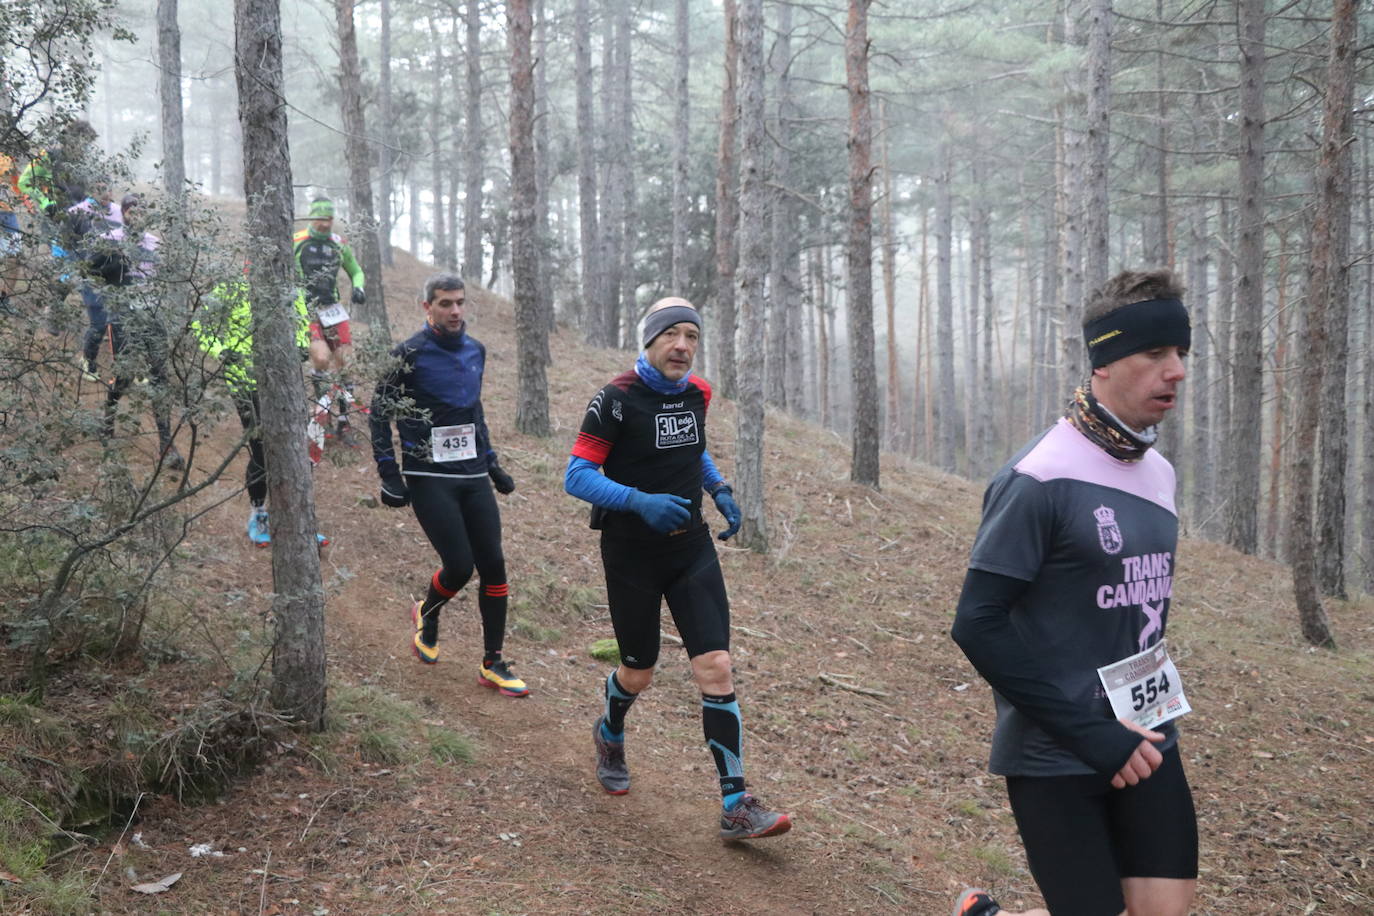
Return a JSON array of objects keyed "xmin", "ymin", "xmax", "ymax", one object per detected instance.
[
  {"xmin": 1004, "ymin": 745, "xmax": 1198, "ymax": 916},
  {"xmin": 599, "ymin": 525, "xmax": 729, "ymax": 669}
]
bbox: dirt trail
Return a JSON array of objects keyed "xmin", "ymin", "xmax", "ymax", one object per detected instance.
[{"xmin": 76, "ymin": 250, "xmax": 1374, "ymax": 915}]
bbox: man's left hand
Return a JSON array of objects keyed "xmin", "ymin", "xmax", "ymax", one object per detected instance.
[
  {"xmin": 489, "ymin": 462, "xmax": 515, "ymax": 494},
  {"xmin": 712, "ymin": 485, "xmax": 741, "ymax": 540},
  {"xmin": 351, "ymin": 287, "xmax": 365, "ymax": 306}
]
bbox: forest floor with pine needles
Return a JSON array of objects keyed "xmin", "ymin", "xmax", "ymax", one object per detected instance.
[{"xmin": 4, "ymin": 248, "xmax": 1373, "ymax": 915}]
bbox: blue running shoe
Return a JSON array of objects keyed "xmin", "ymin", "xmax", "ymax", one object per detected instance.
[{"xmin": 247, "ymin": 507, "xmax": 270, "ymax": 547}]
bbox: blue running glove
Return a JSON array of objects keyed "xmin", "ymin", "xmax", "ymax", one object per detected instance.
[
  {"xmin": 626, "ymin": 490, "xmax": 691, "ymax": 533},
  {"xmin": 711, "ymin": 485, "xmax": 741, "ymax": 540}
]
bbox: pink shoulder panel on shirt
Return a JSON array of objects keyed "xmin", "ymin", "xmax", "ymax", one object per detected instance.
[{"xmin": 1013, "ymin": 418, "xmax": 1177, "ymax": 515}]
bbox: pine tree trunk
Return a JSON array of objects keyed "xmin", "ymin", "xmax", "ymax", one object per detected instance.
[
  {"xmin": 463, "ymin": 0, "xmax": 484, "ymax": 283},
  {"xmin": 598, "ymin": 6, "xmax": 623, "ymax": 347},
  {"xmin": 734, "ymin": 0, "xmax": 768, "ymax": 549},
  {"xmin": 533, "ymin": 0, "xmax": 553, "ymax": 341},
  {"xmin": 1082, "ymin": 0, "xmax": 1111, "ymax": 293},
  {"xmin": 766, "ymin": 2, "xmax": 795, "ymax": 410},
  {"xmin": 935, "ymin": 144, "xmax": 956, "ymax": 472},
  {"xmin": 1214, "ymin": 198, "xmax": 1234, "ymax": 531},
  {"xmin": 880, "ymin": 99, "xmax": 898, "ymax": 448},
  {"xmin": 1227, "ymin": 0, "xmax": 1266, "ymax": 554},
  {"xmin": 670, "ymin": 0, "xmax": 690, "ymax": 294},
  {"xmin": 712, "ymin": 0, "xmax": 740, "ymax": 395},
  {"xmin": 336, "ymin": 0, "xmax": 387, "ymax": 335},
  {"xmin": 157, "ymin": 0, "xmax": 185, "ymax": 202},
  {"xmin": 1187, "ymin": 204, "xmax": 1212, "ymax": 531},
  {"xmin": 1289, "ymin": 0, "xmax": 1354, "ymax": 648},
  {"xmin": 574, "ymin": 0, "xmax": 599, "ymax": 337},
  {"xmin": 427, "ymin": 17, "xmax": 447, "ymax": 267},
  {"xmin": 1314, "ymin": 0, "xmax": 1358, "ymax": 599},
  {"xmin": 1363, "ymin": 133, "xmax": 1374, "ymax": 594},
  {"xmin": 508, "ymin": 0, "xmax": 548, "ymax": 435},
  {"xmin": 615, "ymin": 0, "xmax": 635, "ymax": 347},
  {"xmin": 234, "ymin": 0, "xmax": 326, "ymax": 728},
  {"xmin": 1265, "ymin": 228, "xmax": 1290, "ymax": 558},
  {"xmin": 845, "ymin": 0, "xmax": 879, "ymax": 487},
  {"xmin": 377, "ymin": 0, "xmax": 393, "ymax": 267},
  {"xmin": 1059, "ymin": 0, "xmax": 1085, "ymax": 391}
]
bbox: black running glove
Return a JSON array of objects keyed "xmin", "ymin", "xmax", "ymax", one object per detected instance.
[
  {"xmin": 378, "ymin": 464, "xmax": 410, "ymax": 508},
  {"xmin": 488, "ymin": 460, "xmax": 515, "ymax": 495},
  {"xmin": 351, "ymin": 286, "xmax": 366, "ymax": 306}
]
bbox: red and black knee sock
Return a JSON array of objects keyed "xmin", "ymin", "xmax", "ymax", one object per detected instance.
[
  {"xmin": 702, "ymin": 692, "xmax": 746, "ymax": 807},
  {"xmin": 478, "ymin": 581, "xmax": 508, "ymax": 664},
  {"xmin": 418, "ymin": 569, "xmax": 458, "ymax": 644}
]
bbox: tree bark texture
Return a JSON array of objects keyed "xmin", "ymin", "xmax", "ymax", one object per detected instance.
[
  {"xmin": 1287, "ymin": 0, "xmax": 1354, "ymax": 648},
  {"xmin": 463, "ymin": 0, "xmax": 484, "ymax": 283},
  {"xmin": 1082, "ymin": 0, "xmax": 1111, "ymax": 293},
  {"xmin": 234, "ymin": 0, "xmax": 327, "ymax": 728},
  {"xmin": 427, "ymin": 18, "xmax": 448, "ymax": 268},
  {"xmin": 335, "ymin": 0, "xmax": 387, "ymax": 335},
  {"xmin": 1059, "ymin": 0, "xmax": 1085, "ymax": 391},
  {"xmin": 880, "ymin": 99, "xmax": 898, "ymax": 448},
  {"xmin": 534, "ymin": 0, "xmax": 554, "ymax": 341},
  {"xmin": 1187, "ymin": 204, "xmax": 1212, "ymax": 531},
  {"xmin": 1314, "ymin": 0, "xmax": 1358, "ymax": 599},
  {"xmin": 377, "ymin": 0, "xmax": 393, "ymax": 266},
  {"xmin": 574, "ymin": 0, "xmax": 600, "ymax": 337},
  {"xmin": 766, "ymin": 2, "xmax": 797, "ymax": 411},
  {"xmin": 733, "ymin": 0, "xmax": 768, "ymax": 550},
  {"xmin": 598, "ymin": 5, "xmax": 624, "ymax": 347},
  {"xmin": 935, "ymin": 142, "xmax": 956, "ymax": 472},
  {"xmin": 845, "ymin": 0, "xmax": 879, "ymax": 487},
  {"xmin": 671, "ymin": 0, "xmax": 690, "ymax": 295},
  {"xmin": 1226, "ymin": 0, "xmax": 1266, "ymax": 554},
  {"xmin": 156, "ymin": 0, "xmax": 185, "ymax": 202},
  {"xmin": 508, "ymin": 0, "xmax": 548, "ymax": 435},
  {"xmin": 712, "ymin": 0, "xmax": 740, "ymax": 396}
]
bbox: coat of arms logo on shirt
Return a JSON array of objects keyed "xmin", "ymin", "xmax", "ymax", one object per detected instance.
[{"xmin": 1095, "ymin": 505, "xmax": 1123, "ymax": 555}]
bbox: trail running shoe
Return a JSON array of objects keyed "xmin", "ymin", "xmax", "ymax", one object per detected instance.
[
  {"xmin": 477, "ymin": 658, "xmax": 529, "ymax": 697},
  {"xmin": 317, "ymin": 533, "xmax": 329, "ymax": 548},
  {"xmin": 247, "ymin": 507, "xmax": 271, "ymax": 547},
  {"xmin": 719, "ymin": 794, "xmax": 792, "ymax": 840},
  {"xmin": 593, "ymin": 717, "xmax": 630, "ymax": 795},
  {"xmin": 335, "ymin": 419, "xmax": 357, "ymax": 447},
  {"xmin": 411, "ymin": 601, "xmax": 438, "ymax": 664},
  {"xmin": 78, "ymin": 355, "xmax": 98, "ymax": 382},
  {"xmin": 953, "ymin": 888, "xmax": 1002, "ymax": 916}
]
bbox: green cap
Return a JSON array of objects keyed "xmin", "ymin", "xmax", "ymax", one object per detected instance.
[{"xmin": 307, "ymin": 198, "xmax": 334, "ymax": 219}]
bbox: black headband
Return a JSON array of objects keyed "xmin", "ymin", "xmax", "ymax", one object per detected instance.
[
  {"xmin": 1083, "ymin": 297, "xmax": 1191, "ymax": 369},
  {"xmin": 641, "ymin": 304, "xmax": 701, "ymax": 348}
]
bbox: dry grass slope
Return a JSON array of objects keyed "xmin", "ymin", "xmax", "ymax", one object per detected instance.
[{"xmin": 3, "ymin": 246, "xmax": 1371, "ymax": 914}]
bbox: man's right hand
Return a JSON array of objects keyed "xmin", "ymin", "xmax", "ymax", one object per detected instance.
[
  {"xmin": 626, "ymin": 490, "xmax": 691, "ymax": 533},
  {"xmin": 379, "ymin": 466, "xmax": 410, "ymax": 508},
  {"xmin": 1110, "ymin": 718, "xmax": 1165, "ymax": 789}
]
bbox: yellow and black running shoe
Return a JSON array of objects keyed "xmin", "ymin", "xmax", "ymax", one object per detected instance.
[
  {"xmin": 411, "ymin": 601, "xmax": 438, "ymax": 664},
  {"xmin": 477, "ymin": 658, "xmax": 529, "ymax": 697}
]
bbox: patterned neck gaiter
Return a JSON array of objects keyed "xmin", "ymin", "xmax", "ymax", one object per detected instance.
[{"xmin": 1065, "ymin": 383, "xmax": 1157, "ymax": 463}]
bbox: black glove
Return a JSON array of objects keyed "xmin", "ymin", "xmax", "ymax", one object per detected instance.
[
  {"xmin": 351, "ymin": 286, "xmax": 366, "ymax": 306},
  {"xmin": 488, "ymin": 461, "xmax": 515, "ymax": 495},
  {"xmin": 378, "ymin": 464, "xmax": 410, "ymax": 507}
]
